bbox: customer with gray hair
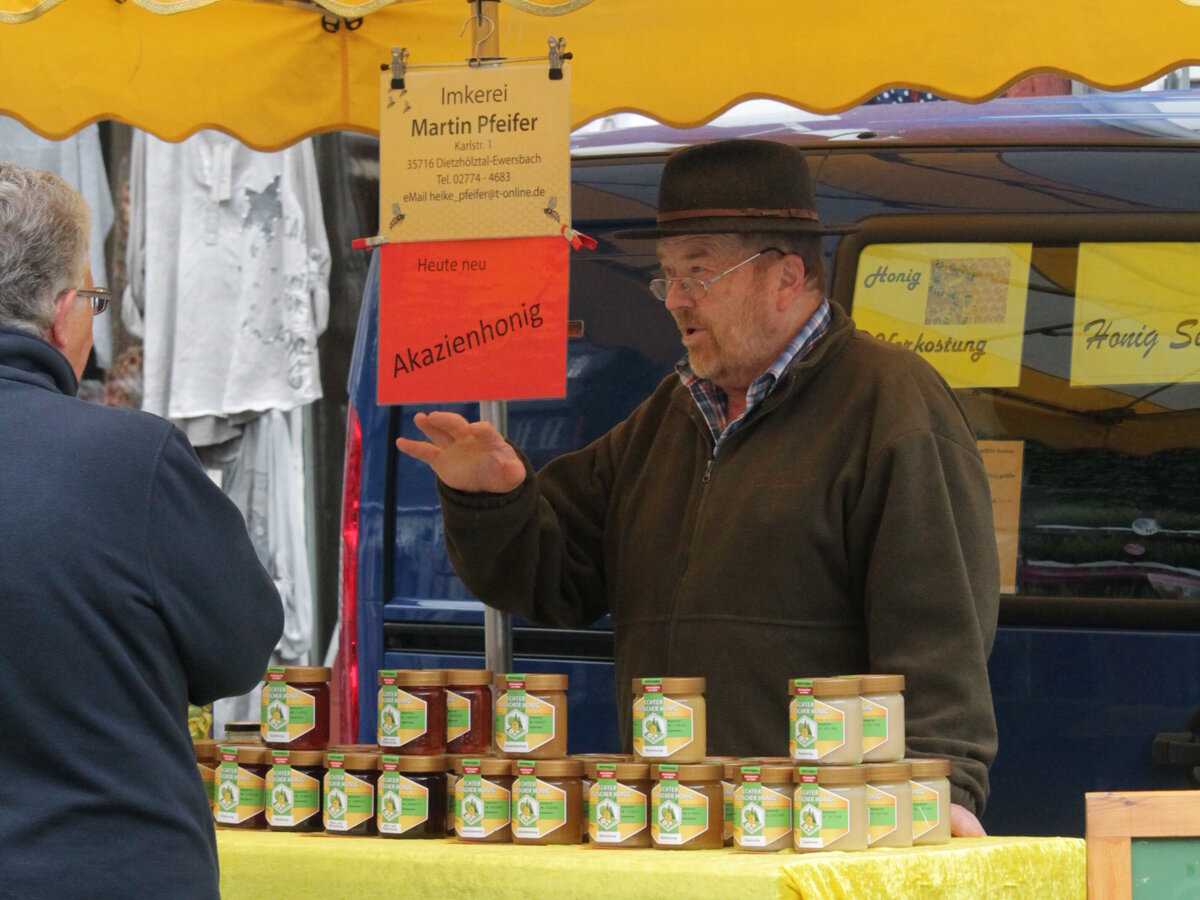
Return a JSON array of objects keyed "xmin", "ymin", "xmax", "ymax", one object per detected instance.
[{"xmin": 0, "ymin": 161, "xmax": 283, "ymax": 899}]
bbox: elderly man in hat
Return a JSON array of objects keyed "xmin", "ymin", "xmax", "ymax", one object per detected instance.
[
  {"xmin": 0, "ymin": 162, "xmax": 282, "ymax": 898},
  {"xmin": 396, "ymin": 139, "xmax": 998, "ymax": 835}
]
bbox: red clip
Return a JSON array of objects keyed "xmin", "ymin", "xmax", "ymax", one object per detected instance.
[
  {"xmin": 351, "ymin": 235, "xmax": 389, "ymax": 251},
  {"xmin": 561, "ymin": 224, "xmax": 598, "ymax": 251}
]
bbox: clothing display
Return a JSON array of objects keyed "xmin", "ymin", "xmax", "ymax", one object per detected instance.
[
  {"xmin": 438, "ymin": 301, "xmax": 1000, "ymax": 814},
  {"xmin": 0, "ymin": 117, "xmax": 115, "ymax": 367},
  {"xmin": 197, "ymin": 409, "xmax": 315, "ymax": 737},
  {"xmin": 122, "ymin": 129, "xmax": 330, "ymax": 691},
  {"xmin": 0, "ymin": 328, "xmax": 282, "ymax": 899},
  {"xmin": 123, "ymin": 129, "xmax": 330, "ymax": 430}
]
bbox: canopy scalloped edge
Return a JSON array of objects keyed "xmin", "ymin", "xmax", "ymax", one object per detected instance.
[
  {"xmin": 1, "ymin": 63, "xmax": 1192, "ymax": 154},
  {"xmin": 0, "ymin": 0, "xmax": 590, "ymax": 25}
]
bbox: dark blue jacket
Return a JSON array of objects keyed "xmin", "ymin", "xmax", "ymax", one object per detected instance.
[{"xmin": 0, "ymin": 328, "xmax": 283, "ymax": 899}]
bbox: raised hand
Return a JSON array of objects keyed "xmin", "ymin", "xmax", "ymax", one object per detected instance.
[{"xmin": 395, "ymin": 411, "xmax": 527, "ymax": 494}]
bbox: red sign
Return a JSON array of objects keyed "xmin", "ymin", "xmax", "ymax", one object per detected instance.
[{"xmin": 378, "ymin": 236, "xmax": 568, "ymax": 403}]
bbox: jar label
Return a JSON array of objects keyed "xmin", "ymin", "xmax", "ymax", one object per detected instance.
[
  {"xmin": 794, "ymin": 772, "xmax": 850, "ymax": 849},
  {"xmin": 911, "ymin": 780, "xmax": 941, "ymax": 840},
  {"xmin": 789, "ymin": 695, "xmax": 845, "ymax": 760},
  {"xmin": 722, "ymin": 779, "xmax": 734, "ymax": 842},
  {"xmin": 866, "ymin": 784, "xmax": 898, "ymax": 844},
  {"xmin": 261, "ymin": 680, "xmax": 316, "ymax": 744},
  {"xmin": 324, "ymin": 768, "xmax": 374, "ymax": 832},
  {"xmin": 215, "ymin": 757, "xmax": 265, "ymax": 824},
  {"xmin": 446, "ymin": 689, "xmax": 471, "ymax": 743},
  {"xmin": 861, "ymin": 697, "xmax": 888, "ymax": 753},
  {"xmin": 494, "ymin": 685, "xmax": 555, "ymax": 753},
  {"xmin": 632, "ymin": 693, "xmax": 694, "ymax": 758},
  {"xmin": 589, "ymin": 773, "xmax": 647, "ymax": 843},
  {"xmin": 458, "ymin": 771, "xmax": 510, "ymax": 838},
  {"xmin": 446, "ymin": 773, "xmax": 458, "ymax": 833},
  {"xmin": 651, "ymin": 778, "xmax": 708, "ymax": 845},
  {"xmin": 514, "ymin": 762, "xmax": 567, "ymax": 838},
  {"xmin": 379, "ymin": 768, "xmax": 429, "ymax": 835},
  {"xmin": 198, "ymin": 763, "xmax": 216, "ymax": 806},
  {"xmin": 266, "ymin": 761, "xmax": 320, "ymax": 827},
  {"xmin": 734, "ymin": 769, "xmax": 792, "ymax": 848},
  {"xmin": 378, "ymin": 686, "xmax": 429, "ymax": 748}
]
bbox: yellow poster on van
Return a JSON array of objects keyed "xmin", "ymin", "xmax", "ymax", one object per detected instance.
[
  {"xmin": 1072, "ymin": 243, "xmax": 1200, "ymax": 386},
  {"xmin": 977, "ymin": 440, "xmax": 1023, "ymax": 595},
  {"xmin": 852, "ymin": 243, "xmax": 1032, "ymax": 388}
]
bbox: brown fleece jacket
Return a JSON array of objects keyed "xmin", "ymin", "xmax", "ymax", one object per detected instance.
[{"xmin": 439, "ymin": 302, "xmax": 1000, "ymax": 814}]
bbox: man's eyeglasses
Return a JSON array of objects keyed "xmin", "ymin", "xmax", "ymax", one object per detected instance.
[
  {"xmin": 649, "ymin": 247, "xmax": 784, "ymax": 302},
  {"xmin": 74, "ymin": 287, "xmax": 111, "ymax": 315}
]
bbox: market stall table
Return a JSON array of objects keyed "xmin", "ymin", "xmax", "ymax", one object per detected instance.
[{"xmin": 217, "ymin": 830, "xmax": 1084, "ymax": 899}]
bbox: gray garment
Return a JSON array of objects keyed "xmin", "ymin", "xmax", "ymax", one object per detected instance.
[
  {"xmin": 196, "ymin": 409, "xmax": 314, "ymax": 737},
  {"xmin": 0, "ymin": 117, "xmax": 115, "ymax": 367}
]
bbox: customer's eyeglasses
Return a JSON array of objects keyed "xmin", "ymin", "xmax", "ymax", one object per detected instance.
[
  {"xmin": 649, "ymin": 247, "xmax": 784, "ymax": 302},
  {"xmin": 74, "ymin": 287, "xmax": 111, "ymax": 315}
]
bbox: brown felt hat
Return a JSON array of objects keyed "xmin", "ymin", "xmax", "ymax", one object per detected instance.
[{"xmin": 612, "ymin": 139, "xmax": 857, "ymax": 240}]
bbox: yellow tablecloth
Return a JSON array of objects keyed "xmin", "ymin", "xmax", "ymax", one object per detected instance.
[{"xmin": 217, "ymin": 831, "xmax": 1085, "ymax": 899}]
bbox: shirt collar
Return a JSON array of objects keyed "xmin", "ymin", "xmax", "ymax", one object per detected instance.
[{"xmin": 676, "ymin": 298, "xmax": 832, "ymax": 443}]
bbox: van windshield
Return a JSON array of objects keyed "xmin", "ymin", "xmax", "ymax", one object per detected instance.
[{"xmin": 849, "ymin": 239, "xmax": 1200, "ymax": 601}]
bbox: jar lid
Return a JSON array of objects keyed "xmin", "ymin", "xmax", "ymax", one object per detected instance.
[
  {"xmin": 220, "ymin": 745, "xmax": 269, "ymax": 765},
  {"xmin": 793, "ymin": 765, "xmax": 868, "ymax": 786},
  {"xmin": 736, "ymin": 763, "xmax": 794, "ymax": 783},
  {"xmin": 224, "ymin": 721, "xmax": 262, "ymax": 735},
  {"xmin": 495, "ymin": 673, "xmax": 568, "ymax": 691},
  {"xmin": 789, "ymin": 676, "xmax": 860, "ymax": 698},
  {"xmin": 651, "ymin": 763, "xmax": 723, "ymax": 781},
  {"xmin": 383, "ymin": 753, "xmax": 449, "ymax": 773},
  {"xmin": 864, "ymin": 762, "xmax": 912, "ymax": 782},
  {"xmin": 853, "ymin": 674, "xmax": 905, "ymax": 693},
  {"xmin": 906, "ymin": 757, "xmax": 951, "ymax": 779},
  {"xmin": 632, "ymin": 676, "xmax": 707, "ymax": 694},
  {"xmin": 571, "ymin": 753, "xmax": 635, "ymax": 763},
  {"xmin": 443, "ymin": 668, "xmax": 493, "ymax": 686},
  {"xmin": 269, "ymin": 749, "xmax": 325, "ymax": 766},
  {"xmin": 585, "ymin": 760, "xmax": 651, "ymax": 781},
  {"xmin": 193, "ymin": 739, "xmax": 218, "ymax": 763},
  {"xmin": 325, "ymin": 749, "xmax": 381, "ymax": 770},
  {"xmin": 512, "ymin": 758, "xmax": 585, "ymax": 778},
  {"xmin": 379, "ymin": 668, "xmax": 447, "ymax": 687},
  {"xmin": 455, "ymin": 756, "xmax": 515, "ymax": 777},
  {"xmin": 266, "ymin": 665, "xmax": 332, "ymax": 683}
]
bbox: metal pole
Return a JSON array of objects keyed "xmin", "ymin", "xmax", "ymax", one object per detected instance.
[
  {"xmin": 479, "ymin": 400, "xmax": 514, "ymax": 675},
  {"xmin": 471, "ymin": 1, "xmax": 512, "ymax": 677}
]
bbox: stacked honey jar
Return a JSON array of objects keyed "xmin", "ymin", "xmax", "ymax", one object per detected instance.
[{"xmin": 192, "ymin": 668, "xmax": 954, "ymax": 851}]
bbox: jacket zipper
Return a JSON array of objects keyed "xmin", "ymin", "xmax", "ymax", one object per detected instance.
[{"xmin": 665, "ymin": 432, "xmax": 718, "ymax": 668}]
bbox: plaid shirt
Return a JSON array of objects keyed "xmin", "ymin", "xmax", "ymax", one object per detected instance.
[{"xmin": 676, "ymin": 298, "xmax": 832, "ymax": 452}]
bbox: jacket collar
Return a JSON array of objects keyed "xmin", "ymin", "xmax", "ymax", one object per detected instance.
[
  {"xmin": 670, "ymin": 300, "xmax": 857, "ymax": 421},
  {"xmin": 0, "ymin": 327, "xmax": 79, "ymax": 397}
]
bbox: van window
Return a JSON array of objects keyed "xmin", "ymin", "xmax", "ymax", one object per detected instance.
[{"xmin": 845, "ymin": 238, "xmax": 1200, "ymax": 602}]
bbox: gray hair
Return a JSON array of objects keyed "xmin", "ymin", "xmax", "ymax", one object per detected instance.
[
  {"xmin": 0, "ymin": 162, "xmax": 90, "ymax": 336},
  {"xmin": 738, "ymin": 230, "xmax": 826, "ymax": 291}
]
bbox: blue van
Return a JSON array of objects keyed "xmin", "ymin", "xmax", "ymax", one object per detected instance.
[{"xmin": 339, "ymin": 92, "xmax": 1200, "ymax": 837}]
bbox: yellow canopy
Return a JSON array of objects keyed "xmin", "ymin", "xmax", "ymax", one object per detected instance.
[{"xmin": 3, "ymin": 0, "xmax": 1200, "ymax": 150}]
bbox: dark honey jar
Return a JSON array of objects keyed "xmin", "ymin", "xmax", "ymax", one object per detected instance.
[
  {"xmin": 260, "ymin": 666, "xmax": 331, "ymax": 750},
  {"xmin": 444, "ymin": 669, "xmax": 493, "ymax": 755},
  {"xmin": 323, "ymin": 749, "xmax": 380, "ymax": 836},
  {"xmin": 378, "ymin": 754, "xmax": 449, "ymax": 838},
  {"xmin": 377, "ymin": 669, "xmax": 447, "ymax": 754}
]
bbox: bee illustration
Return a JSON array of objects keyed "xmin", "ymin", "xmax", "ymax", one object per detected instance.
[
  {"xmin": 542, "ymin": 196, "xmax": 560, "ymax": 223},
  {"xmin": 390, "ymin": 203, "xmax": 405, "ymax": 229}
]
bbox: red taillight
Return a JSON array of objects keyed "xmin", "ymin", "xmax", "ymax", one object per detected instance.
[{"xmin": 337, "ymin": 403, "xmax": 363, "ymax": 743}]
